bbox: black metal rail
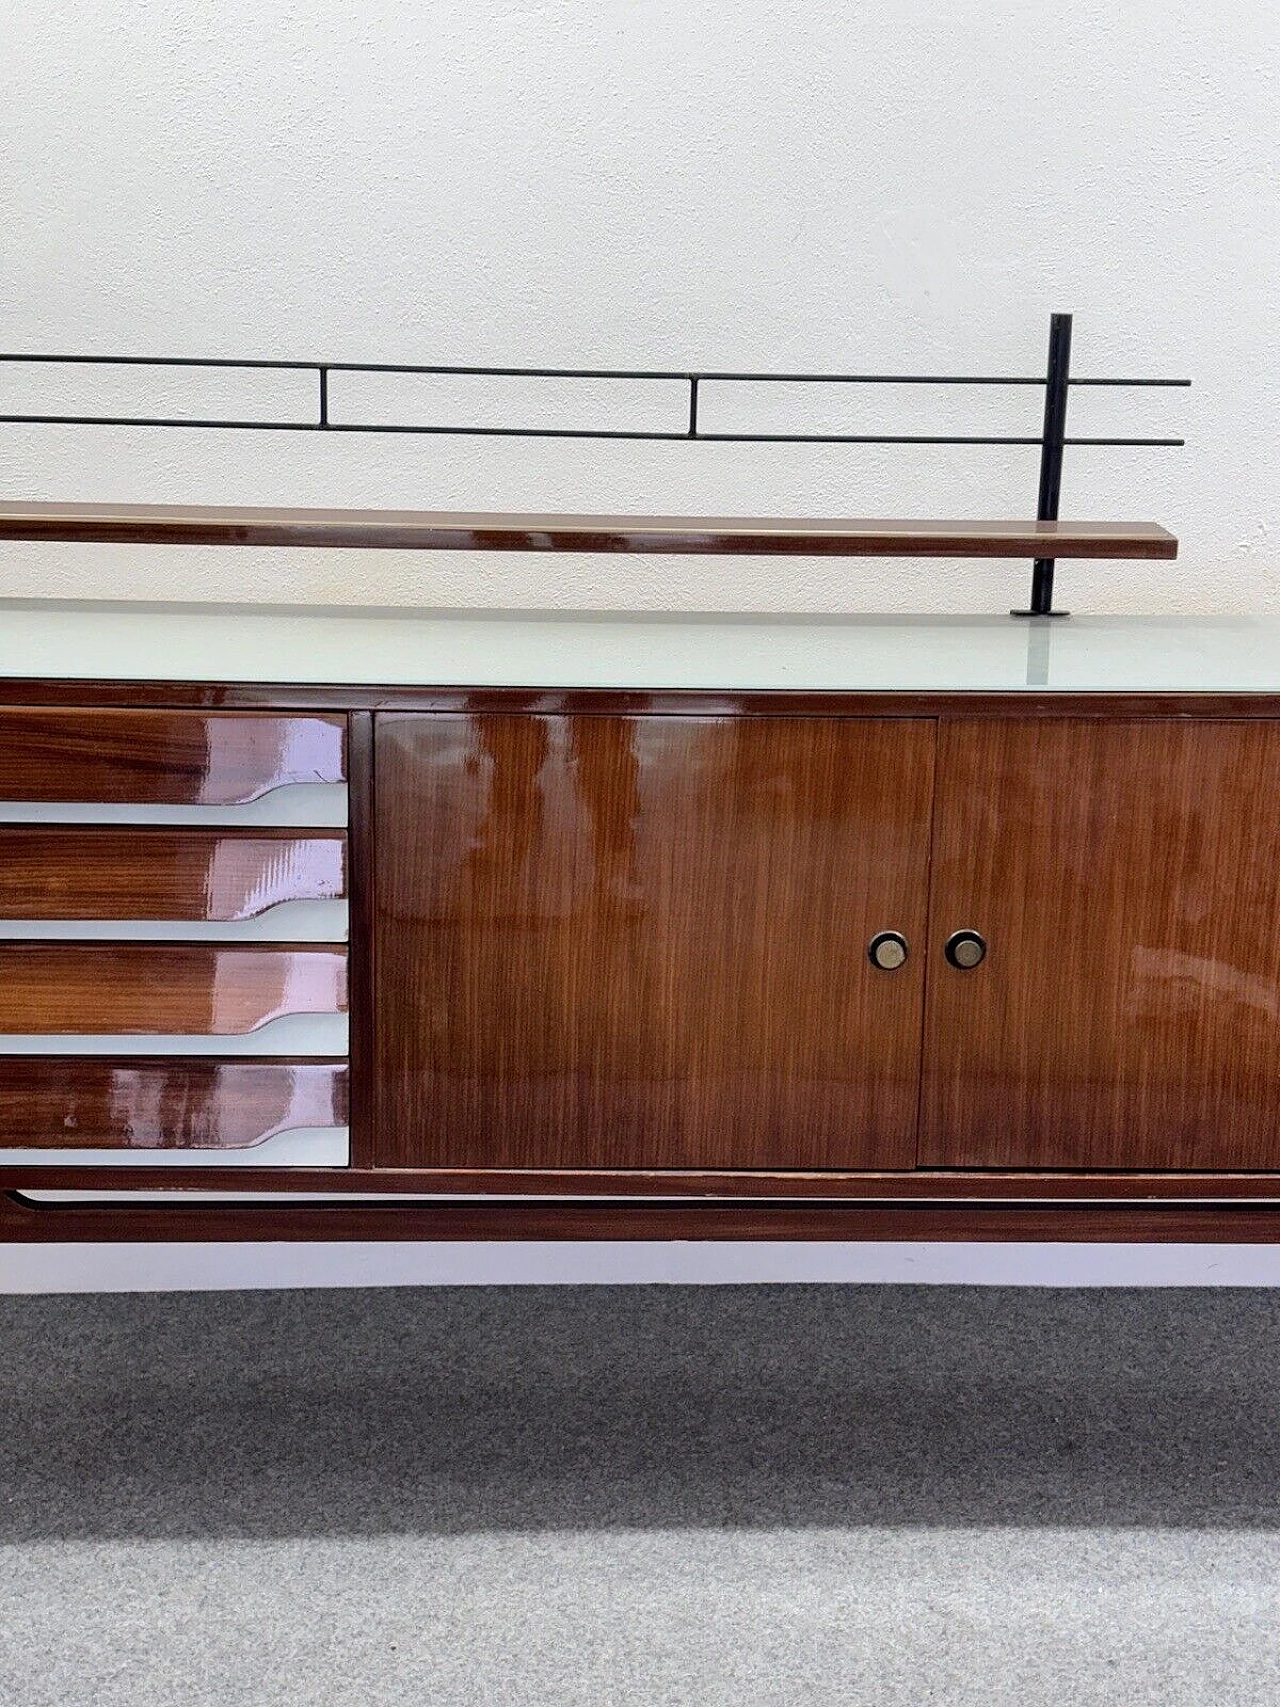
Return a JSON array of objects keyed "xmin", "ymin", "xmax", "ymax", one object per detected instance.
[{"xmin": 0, "ymin": 313, "xmax": 1189, "ymax": 615}]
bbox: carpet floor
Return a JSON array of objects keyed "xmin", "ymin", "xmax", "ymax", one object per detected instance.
[{"xmin": 2, "ymin": 1284, "xmax": 1279, "ymax": 1704}]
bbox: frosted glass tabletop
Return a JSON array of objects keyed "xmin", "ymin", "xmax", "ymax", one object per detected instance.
[{"xmin": 0, "ymin": 601, "xmax": 1278, "ymax": 692}]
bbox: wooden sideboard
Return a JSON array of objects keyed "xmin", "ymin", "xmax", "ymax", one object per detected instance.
[
  {"xmin": 3, "ymin": 515, "xmax": 1280, "ymax": 1243},
  {"xmin": 2, "ymin": 612, "xmax": 1280, "ymax": 1243}
]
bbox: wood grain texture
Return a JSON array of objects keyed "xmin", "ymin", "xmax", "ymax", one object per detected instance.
[
  {"xmin": 345, "ymin": 712, "xmax": 377, "ymax": 1166},
  {"xmin": 0, "ymin": 1057, "xmax": 347, "ymax": 1149},
  {"xmin": 0, "ymin": 943, "xmax": 346, "ymax": 1034},
  {"xmin": 0, "ymin": 502, "xmax": 1178, "ymax": 558},
  {"xmin": 0, "ymin": 709, "xmax": 345, "ymax": 802},
  {"xmin": 4, "ymin": 682, "xmax": 1280, "ymax": 720},
  {"xmin": 0, "ymin": 828, "xmax": 345, "ymax": 919},
  {"xmin": 921, "ymin": 718, "xmax": 1280, "ymax": 1169},
  {"xmin": 4, "ymin": 1194, "xmax": 1280, "ymax": 1244},
  {"xmin": 376, "ymin": 713, "xmax": 935, "ymax": 1169},
  {"xmin": 9, "ymin": 1164, "xmax": 1280, "ymax": 1199}
]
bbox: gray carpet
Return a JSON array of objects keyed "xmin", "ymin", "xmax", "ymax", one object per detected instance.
[{"xmin": 2, "ymin": 1285, "xmax": 1279, "ymax": 1704}]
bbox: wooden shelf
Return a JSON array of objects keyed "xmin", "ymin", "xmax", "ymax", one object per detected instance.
[{"xmin": 0, "ymin": 502, "xmax": 1178, "ymax": 558}]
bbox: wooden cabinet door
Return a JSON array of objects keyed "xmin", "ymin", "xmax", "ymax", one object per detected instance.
[
  {"xmin": 375, "ymin": 713, "xmax": 935, "ymax": 1170},
  {"xmin": 921, "ymin": 719, "xmax": 1280, "ymax": 1170}
]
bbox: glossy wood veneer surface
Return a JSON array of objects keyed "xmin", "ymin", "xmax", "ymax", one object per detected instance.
[
  {"xmin": 0, "ymin": 502, "xmax": 1179, "ymax": 558},
  {"xmin": 6, "ymin": 681, "xmax": 1280, "ymax": 720},
  {"xmin": 922, "ymin": 719, "xmax": 1280, "ymax": 1169},
  {"xmin": 0, "ymin": 709, "xmax": 345, "ymax": 802},
  {"xmin": 345, "ymin": 712, "xmax": 377, "ymax": 1166},
  {"xmin": 0, "ymin": 827, "xmax": 346, "ymax": 919},
  {"xmin": 0, "ymin": 1057, "xmax": 348, "ymax": 1149},
  {"xmin": 376, "ymin": 713, "xmax": 935, "ymax": 1169},
  {"xmin": 0, "ymin": 943, "xmax": 347, "ymax": 1033},
  {"xmin": 9, "ymin": 1164, "xmax": 1280, "ymax": 1199},
  {"xmin": 5, "ymin": 1196, "xmax": 1280, "ymax": 1243}
]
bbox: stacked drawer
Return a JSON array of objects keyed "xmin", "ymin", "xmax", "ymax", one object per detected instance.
[{"xmin": 0, "ymin": 710, "xmax": 350, "ymax": 1163}]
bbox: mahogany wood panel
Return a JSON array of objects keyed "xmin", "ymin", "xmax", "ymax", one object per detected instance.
[
  {"xmin": 0, "ymin": 502, "xmax": 1178, "ymax": 558},
  {"xmin": 921, "ymin": 718, "xmax": 1280, "ymax": 1169},
  {"xmin": 0, "ymin": 828, "xmax": 345, "ymax": 919},
  {"xmin": 4, "ymin": 682, "xmax": 1280, "ymax": 720},
  {"xmin": 0, "ymin": 1057, "xmax": 347, "ymax": 1149},
  {"xmin": 0, "ymin": 943, "xmax": 346, "ymax": 1033},
  {"xmin": 9, "ymin": 1164, "xmax": 1280, "ymax": 1200},
  {"xmin": 346, "ymin": 711, "xmax": 377, "ymax": 1166},
  {"xmin": 0, "ymin": 709, "xmax": 345, "ymax": 802},
  {"xmin": 4, "ymin": 1194, "xmax": 1280, "ymax": 1244},
  {"xmin": 376, "ymin": 713, "xmax": 935, "ymax": 1170}
]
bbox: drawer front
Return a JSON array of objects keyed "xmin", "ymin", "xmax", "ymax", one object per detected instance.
[
  {"xmin": 0, "ymin": 710, "xmax": 350, "ymax": 1162},
  {"xmin": 0, "ymin": 827, "xmax": 346, "ymax": 919},
  {"xmin": 0, "ymin": 709, "xmax": 345, "ymax": 803},
  {"xmin": 0, "ymin": 1057, "xmax": 348, "ymax": 1150},
  {"xmin": 0, "ymin": 943, "xmax": 347, "ymax": 1034}
]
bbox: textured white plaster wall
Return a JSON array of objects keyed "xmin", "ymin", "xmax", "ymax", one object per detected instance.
[{"xmin": 0, "ymin": 0, "xmax": 1274, "ymax": 613}]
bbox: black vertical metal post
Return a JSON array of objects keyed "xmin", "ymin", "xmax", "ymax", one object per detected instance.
[{"xmin": 1014, "ymin": 311, "xmax": 1072, "ymax": 616}]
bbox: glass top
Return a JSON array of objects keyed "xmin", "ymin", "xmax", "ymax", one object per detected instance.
[{"xmin": 0, "ymin": 600, "xmax": 1277, "ymax": 692}]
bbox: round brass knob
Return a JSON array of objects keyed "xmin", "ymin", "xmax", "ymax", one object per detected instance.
[
  {"xmin": 945, "ymin": 929, "xmax": 987, "ymax": 970},
  {"xmin": 868, "ymin": 930, "xmax": 909, "ymax": 971}
]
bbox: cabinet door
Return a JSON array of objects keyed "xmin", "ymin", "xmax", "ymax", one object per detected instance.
[
  {"xmin": 921, "ymin": 719, "xmax": 1280, "ymax": 1170},
  {"xmin": 375, "ymin": 713, "xmax": 935, "ymax": 1170}
]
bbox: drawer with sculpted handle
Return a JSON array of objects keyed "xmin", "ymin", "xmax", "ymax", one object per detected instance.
[
  {"xmin": 0, "ymin": 709, "xmax": 346, "ymax": 804},
  {"xmin": 0, "ymin": 827, "xmax": 347, "ymax": 920},
  {"xmin": 0, "ymin": 943, "xmax": 348, "ymax": 1035},
  {"xmin": 0, "ymin": 707, "xmax": 351, "ymax": 1161},
  {"xmin": 0, "ymin": 1057, "xmax": 349, "ymax": 1150}
]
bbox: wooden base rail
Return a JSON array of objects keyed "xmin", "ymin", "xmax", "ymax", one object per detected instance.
[
  {"xmin": 4, "ymin": 1167, "xmax": 1280, "ymax": 1201},
  {"xmin": 3, "ymin": 1192, "xmax": 1279, "ymax": 1243}
]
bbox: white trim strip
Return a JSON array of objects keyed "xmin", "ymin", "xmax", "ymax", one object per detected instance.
[
  {"xmin": 0, "ymin": 785, "xmax": 349, "ymax": 827},
  {"xmin": 4, "ymin": 1128, "xmax": 350, "ymax": 1170},
  {"xmin": 0, "ymin": 1014, "xmax": 349, "ymax": 1055}
]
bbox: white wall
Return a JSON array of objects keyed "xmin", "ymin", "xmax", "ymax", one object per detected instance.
[
  {"xmin": 0, "ymin": 0, "xmax": 1275, "ymax": 613},
  {"xmin": 2, "ymin": 1, "xmax": 1278, "ymax": 1288}
]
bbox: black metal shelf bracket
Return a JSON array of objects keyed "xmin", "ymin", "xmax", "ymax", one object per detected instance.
[
  {"xmin": 0, "ymin": 313, "xmax": 1188, "ymax": 618},
  {"xmin": 1012, "ymin": 313, "xmax": 1074, "ymax": 617}
]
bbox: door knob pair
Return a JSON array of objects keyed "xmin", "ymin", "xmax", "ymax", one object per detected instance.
[{"xmin": 867, "ymin": 929, "xmax": 987, "ymax": 971}]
